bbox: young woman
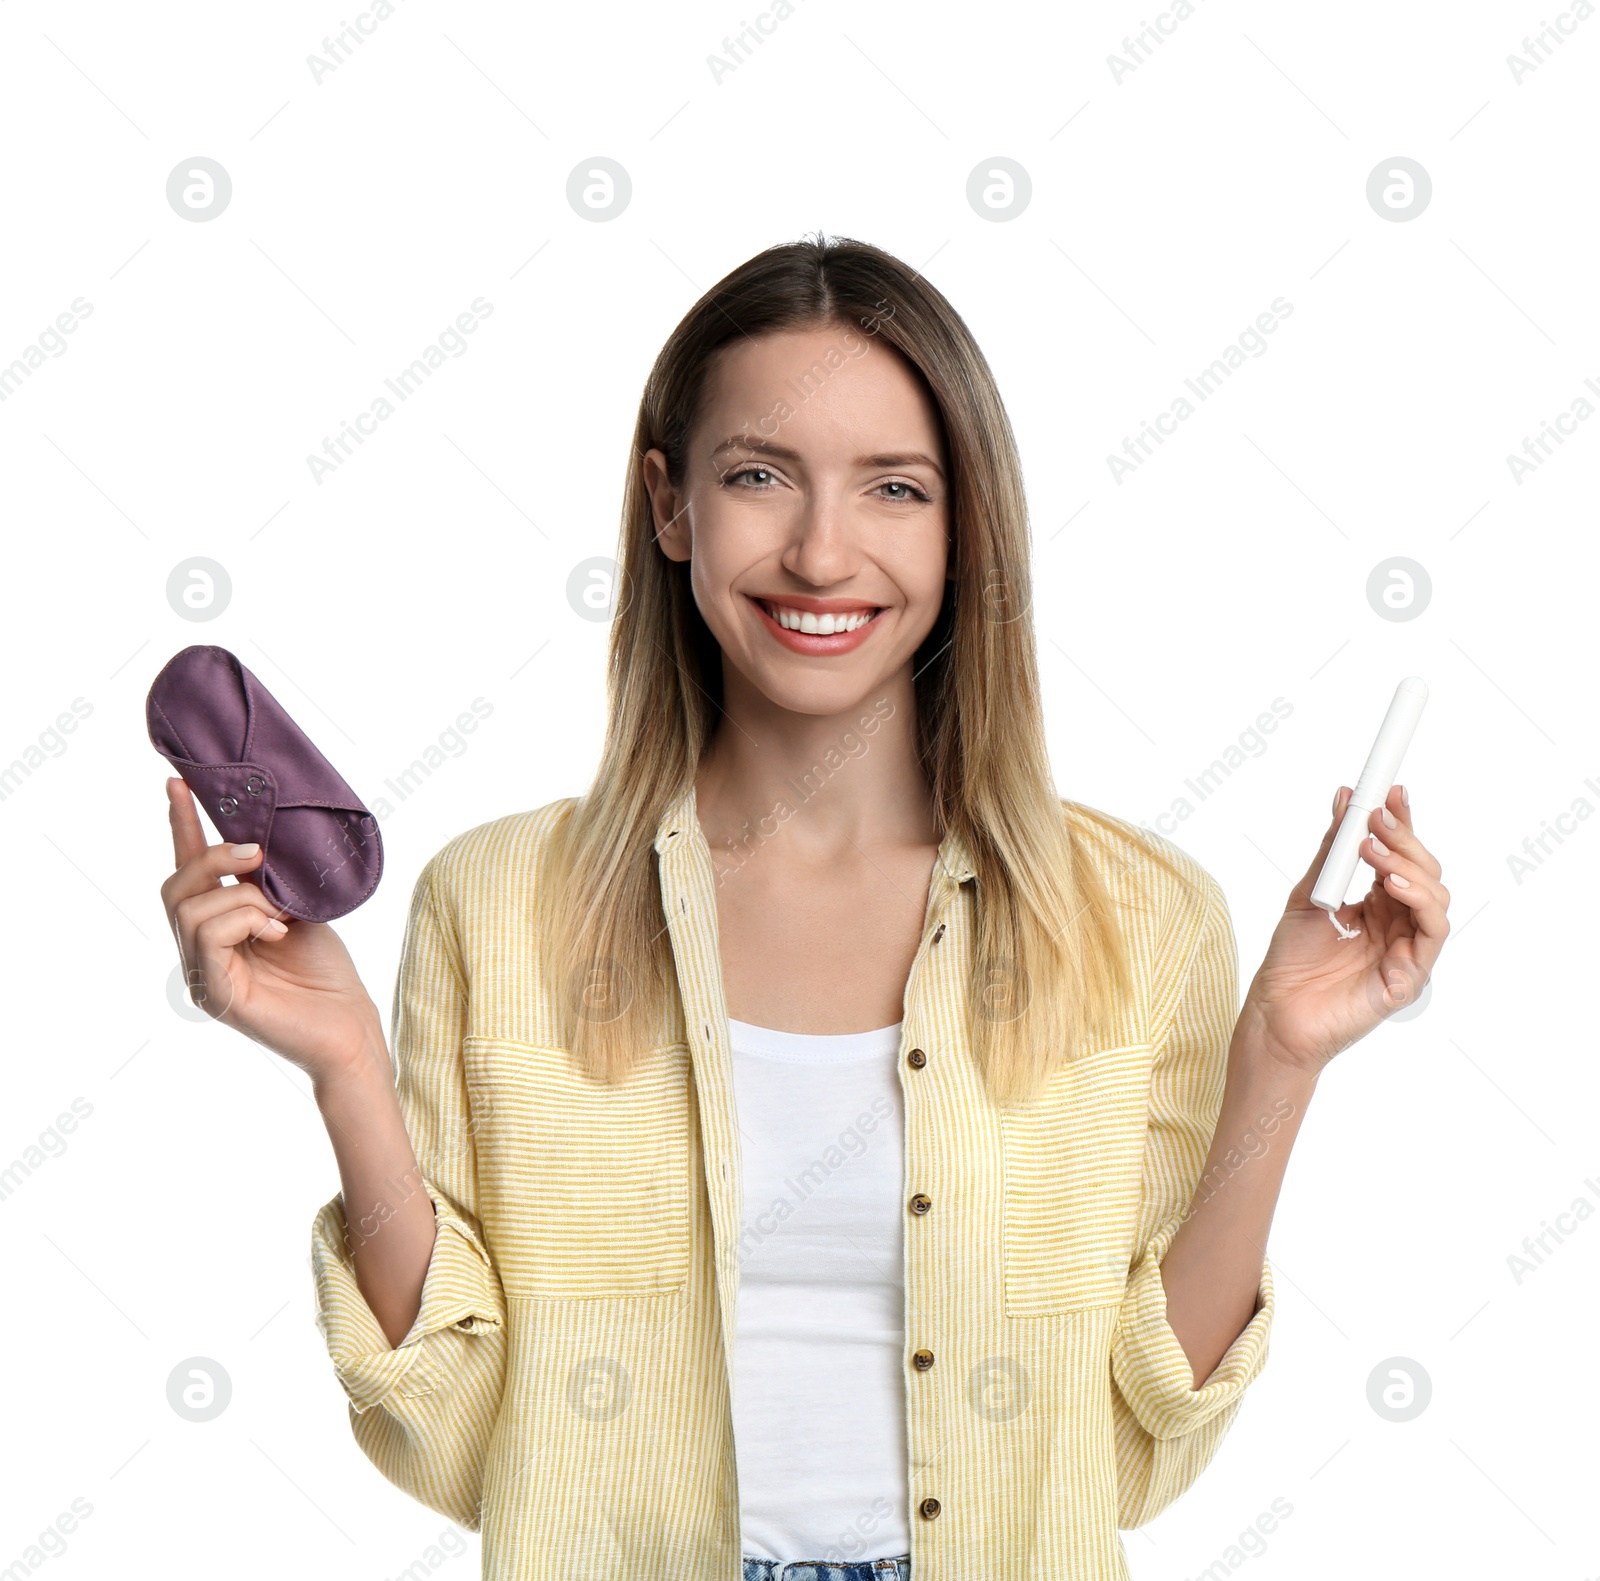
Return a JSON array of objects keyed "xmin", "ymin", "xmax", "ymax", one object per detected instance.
[{"xmin": 159, "ymin": 235, "xmax": 1449, "ymax": 1581}]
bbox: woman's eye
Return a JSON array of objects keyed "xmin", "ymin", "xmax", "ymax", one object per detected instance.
[{"xmin": 722, "ymin": 468, "xmax": 928, "ymax": 502}]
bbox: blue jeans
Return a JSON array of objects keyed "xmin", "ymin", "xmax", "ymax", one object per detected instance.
[{"xmin": 741, "ymin": 1560, "xmax": 911, "ymax": 1580}]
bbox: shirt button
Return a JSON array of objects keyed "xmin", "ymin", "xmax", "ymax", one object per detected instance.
[
  {"xmin": 912, "ymin": 1348, "xmax": 935, "ymax": 1371},
  {"xmin": 909, "ymin": 1193, "xmax": 932, "ymax": 1215},
  {"xmin": 906, "ymin": 1047, "xmax": 927, "ymax": 1070},
  {"xmin": 919, "ymin": 1497, "xmax": 942, "ymax": 1520}
]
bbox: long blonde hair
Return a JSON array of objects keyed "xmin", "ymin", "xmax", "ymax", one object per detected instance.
[{"xmin": 536, "ymin": 233, "xmax": 1199, "ymax": 1109}]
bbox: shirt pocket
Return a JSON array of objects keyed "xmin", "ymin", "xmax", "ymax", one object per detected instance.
[
  {"xmin": 998, "ymin": 1041, "xmax": 1156, "ymax": 1318},
  {"xmin": 461, "ymin": 1034, "xmax": 693, "ymax": 1299}
]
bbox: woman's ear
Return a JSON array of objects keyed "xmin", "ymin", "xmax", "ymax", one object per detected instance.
[{"xmin": 643, "ymin": 448, "xmax": 691, "ymax": 562}]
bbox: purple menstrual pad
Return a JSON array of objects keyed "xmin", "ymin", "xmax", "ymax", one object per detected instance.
[{"xmin": 147, "ymin": 645, "xmax": 382, "ymax": 922}]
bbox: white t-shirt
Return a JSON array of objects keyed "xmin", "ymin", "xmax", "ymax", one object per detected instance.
[{"xmin": 727, "ymin": 1015, "xmax": 911, "ymax": 1565}]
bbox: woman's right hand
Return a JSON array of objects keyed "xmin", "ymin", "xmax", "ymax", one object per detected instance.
[{"xmin": 160, "ymin": 775, "xmax": 386, "ymax": 1085}]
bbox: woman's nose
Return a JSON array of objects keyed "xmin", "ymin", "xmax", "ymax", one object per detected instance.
[{"xmin": 783, "ymin": 493, "xmax": 859, "ymax": 581}]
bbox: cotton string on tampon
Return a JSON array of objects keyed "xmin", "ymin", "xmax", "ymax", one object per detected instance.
[{"xmin": 1310, "ymin": 676, "xmax": 1429, "ymax": 939}]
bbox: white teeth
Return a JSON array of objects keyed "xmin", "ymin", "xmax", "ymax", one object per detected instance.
[{"xmin": 767, "ymin": 602, "xmax": 876, "ymax": 634}]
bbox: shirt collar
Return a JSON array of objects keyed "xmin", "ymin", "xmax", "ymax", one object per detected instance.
[{"xmin": 653, "ymin": 782, "xmax": 977, "ymax": 884}]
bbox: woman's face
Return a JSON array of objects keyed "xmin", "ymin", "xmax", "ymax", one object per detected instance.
[{"xmin": 644, "ymin": 321, "xmax": 951, "ymax": 719}]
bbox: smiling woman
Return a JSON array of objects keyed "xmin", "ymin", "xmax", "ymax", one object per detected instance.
[
  {"xmin": 156, "ymin": 231, "xmax": 1450, "ymax": 1581},
  {"xmin": 550, "ymin": 237, "xmax": 1166, "ymax": 1082},
  {"xmin": 648, "ymin": 332, "xmax": 950, "ymax": 671}
]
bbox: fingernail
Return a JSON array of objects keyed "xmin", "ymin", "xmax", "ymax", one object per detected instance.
[
  {"xmin": 1381, "ymin": 808, "xmax": 1398, "ymax": 829},
  {"xmin": 1389, "ymin": 873, "xmax": 1411, "ymax": 888},
  {"xmin": 1332, "ymin": 787, "xmax": 1343, "ymax": 815},
  {"xmin": 230, "ymin": 843, "xmax": 260, "ymax": 858},
  {"xmin": 1400, "ymin": 784, "xmax": 1409, "ymax": 806},
  {"xmin": 1370, "ymin": 835, "xmax": 1389, "ymax": 856},
  {"xmin": 264, "ymin": 919, "xmax": 288, "ymax": 934}
]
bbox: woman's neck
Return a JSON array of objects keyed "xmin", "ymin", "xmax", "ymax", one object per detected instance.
[{"xmin": 693, "ymin": 662, "xmax": 937, "ymax": 870}]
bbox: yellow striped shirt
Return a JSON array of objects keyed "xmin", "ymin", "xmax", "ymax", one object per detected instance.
[{"xmin": 310, "ymin": 783, "xmax": 1274, "ymax": 1579}]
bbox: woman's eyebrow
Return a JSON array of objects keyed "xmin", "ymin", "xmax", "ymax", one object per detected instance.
[
  {"xmin": 859, "ymin": 450, "xmax": 945, "ymax": 478},
  {"xmin": 710, "ymin": 435, "xmax": 802, "ymax": 461},
  {"xmin": 709, "ymin": 435, "xmax": 945, "ymax": 478}
]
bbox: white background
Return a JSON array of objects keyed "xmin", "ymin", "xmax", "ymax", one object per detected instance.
[{"xmin": 1, "ymin": 0, "xmax": 1595, "ymax": 1576}]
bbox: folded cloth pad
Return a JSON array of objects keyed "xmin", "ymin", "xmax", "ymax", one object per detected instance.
[{"xmin": 147, "ymin": 644, "xmax": 383, "ymax": 922}]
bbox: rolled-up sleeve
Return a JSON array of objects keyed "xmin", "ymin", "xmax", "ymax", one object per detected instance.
[
  {"xmin": 309, "ymin": 854, "xmax": 507, "ymax": 1529},
  {"xmin": 1112, "ymin": 874, "xmax": 1275, "ymax": 1526},
  {"xmin": 312, "ymin": 1175, "xmax": 504, "ymax": 1412}
]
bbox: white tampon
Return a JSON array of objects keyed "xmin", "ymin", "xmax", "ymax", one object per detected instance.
[{"xmin": 1311, "ymin": 676, "xmax": 1429, "ymax": 937}]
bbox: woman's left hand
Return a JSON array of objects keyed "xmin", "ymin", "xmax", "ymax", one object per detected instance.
[{"xmin": 1238, "ymin": 784, "xmax": 1450, "ymax": 1079}]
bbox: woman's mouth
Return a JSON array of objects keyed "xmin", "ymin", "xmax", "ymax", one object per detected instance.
[{"xmin": 748, "ymin": 596, "xmax": 885, "ymax": 654}]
